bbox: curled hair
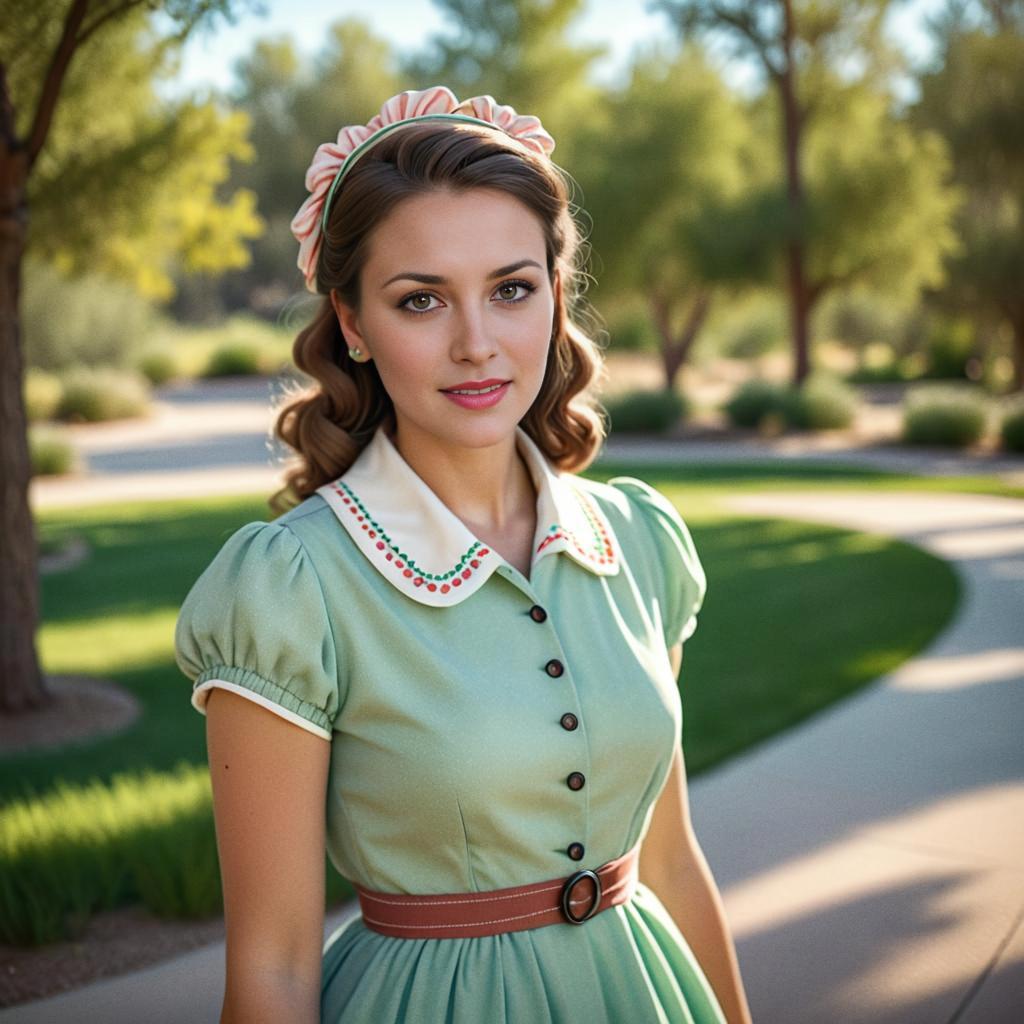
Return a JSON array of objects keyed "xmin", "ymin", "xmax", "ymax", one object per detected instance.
[{"xmin": 269, "ymin": 121, "xmax": 609, "ymax": 515}]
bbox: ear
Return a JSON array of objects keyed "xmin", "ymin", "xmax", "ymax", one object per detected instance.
[{"xmin": 329, "ymin": 289, "xmax": 371, "ymax": 358}]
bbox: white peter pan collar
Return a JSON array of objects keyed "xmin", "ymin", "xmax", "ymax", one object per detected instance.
[{"xmin": 316, "ymin": 424, "xmax": 620, "ymax": 607}]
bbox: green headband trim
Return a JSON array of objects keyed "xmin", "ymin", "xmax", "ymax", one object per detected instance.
[{"xmin": 319, "ymin": 112, "xmax": 504, "ymax": 235}]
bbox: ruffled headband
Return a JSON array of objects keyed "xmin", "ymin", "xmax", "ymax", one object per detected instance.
[{"xmin": 289, "ymin": 85, "xmax": 557, "ymax": 293}]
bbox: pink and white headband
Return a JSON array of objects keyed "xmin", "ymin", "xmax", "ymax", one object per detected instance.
[{"xmin": 289, "ymin": 86, "xmax": 557, "ymax": 293}]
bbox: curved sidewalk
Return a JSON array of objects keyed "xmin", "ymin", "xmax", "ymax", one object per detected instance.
[{"xmin": 5, "ymin": 488, "xmax": 1021, "ymax": 1021}]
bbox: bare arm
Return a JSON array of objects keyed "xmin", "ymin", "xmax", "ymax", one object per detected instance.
[
  {"xmin": 638, "ymin": 642, "xmax": 753, "ymax": 1024},
  {"xmin": 205, "ymin": 687, "xmax": 331, "ymax": 1024}
]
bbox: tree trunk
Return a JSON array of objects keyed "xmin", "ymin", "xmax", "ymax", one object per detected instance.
[
  {"xmin": 1012, "ymin": 314, "xmax": 1024, "ymax": 393},
  {"xmin": 650, "ymin": 289, "xmax": 712, "ymax": 391},
  {"xmin": 0, "ymin": 135, "xmax": 50, "ymax": 713},
  {"xmin": 780, "ymin": 0, "xmax": 811, "ymax": 387}
]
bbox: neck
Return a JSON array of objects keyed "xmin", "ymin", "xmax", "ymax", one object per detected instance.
[{"xmin": 387, "ymin": 421, "xmax": 536, "ymax": 533}]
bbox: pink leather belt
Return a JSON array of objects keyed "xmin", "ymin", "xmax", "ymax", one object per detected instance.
[{"xmin": 355, "ymin": 841, "xmax": 641, "ymax": 940}]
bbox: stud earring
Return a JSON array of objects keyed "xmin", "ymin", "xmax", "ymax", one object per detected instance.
[{"xmin": 349, "ymin": 347, "xmax": 363, "ymax": 361}]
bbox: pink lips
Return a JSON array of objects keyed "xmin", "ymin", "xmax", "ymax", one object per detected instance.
[{"xmin": 440, "ymin": 380, "xmax": 511, "ymax": 410}]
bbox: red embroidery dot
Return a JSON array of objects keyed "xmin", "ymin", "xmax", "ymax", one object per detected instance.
[
  {"xmin": 368, "ymin": 531, "xmax": 376, "ymax": 538},
  {"xmin": 470, "ymin": 559, "xmax": 480, "ymax": 569},
  {"xmin": 427, "ymin": 583, "xmax": 437, "ymax": 592},
  {"xmin": 361, "ymin": 523, "xmax": 368, "ymax": 530},
  {"xmin": 376, "ymin": 541, "xmax": 385, "ymax": 550},
  {"xmin": 452, "ymin": 577, "xmax": 462, "ymax": 586},
  {"xmin": 461, "ymin": 569, "xmax": 472, "ymax": 579},
  {"xmin": 357, "ymin": 515, "xmax": 364, "ymax": 521},
  {"xmin": 440, "ymin": 584, "xmax": 450, "ymax": 594},
  {"xmin": 385, "ymin": 553, "xmax": 393, "ymax": 561},
  {"xmin": 342, "ymin": 496, "xmax": 351, "ymax": 503},
  {"xmin": 403, "ymin": 569, "xmax": 413, "ymax": 578},
  {"xmin": 349, "ymin": 506, "xmax": 358, "ymax": 514},
  {"xmin": 413, "ymin": 577, "xmax": 424, "ymax": 586},
  {"xmin": 395, "ymin": 560, "xmax": 404, "ymax": 569},
  {"xmin": 478, "ymin": 548, "xmax": 490, "ymax": 556}
]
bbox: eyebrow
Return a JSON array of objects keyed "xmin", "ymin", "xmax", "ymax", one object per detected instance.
[{"xmin": 382, "ymin": 259, "xmax": 543, "ymax": 289}]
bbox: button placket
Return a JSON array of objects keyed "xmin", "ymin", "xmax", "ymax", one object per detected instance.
[{"xmin": 526, "ymin": 594, "xmax": 590, "ymax": 863}]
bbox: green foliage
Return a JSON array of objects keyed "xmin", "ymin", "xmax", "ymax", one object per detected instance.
[
  {"xmin": 725, "ymin": 373, "xmax": 857, "ymax": 430},
  {"xmin": 912, "ymin": 21, "xmax": 1024, "ymax": 383},
  {"xmin": 6, "ymin": 2, "xmax": 263, "ymax": 300},
  {"xmin": 23, "ymin": 368, "xmax": 62, "ymax": 421},
  {"xmin": 203, "ymin": 342, "xmax": 265, "ymax": 377},
  {"xmin": 21, "ymin": 258, "xmax": 160, "ymax": 372},
  {"xmin": 720, "ymin": 301, "xmax": 787, "ymax": 359},
  {"xmin": 603, "ymin": 389, "xmax": 690, "ymax": 434},
  {"xmin": 999, "ymin": 399, "xmax": 1024, "ymax": 452},
  {"xmin": 28, "ymin": 428, "xmax": 75, "ymax": 476},
  {"xmin": 922, "ymin": 316, "xmax": 976, "ymax": 380},
  {"xmin": 136, "ymin": 348, "xmax": 180, "ymax": 386},
  {"xmin": 403, "ymin": 0, "xmax": 606, "ymax": 167},
  {"xmin": 778, "ymin": 374, "xmax": 859, "ymax": 430},
  {"xmin": 724, "ymin": 378, "xmax": 789, "ymax": 428},
  {"xmin": 55, "ymin": 367, "xmax": 151, "ymax": 423},
  {"xmin": 902, "ymin": 385, "xmax": 990, "ymax": 447}
]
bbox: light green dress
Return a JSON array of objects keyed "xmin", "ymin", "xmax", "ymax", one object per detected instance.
[{"xmin": 175, "ymin": 423, "xmax": 725, "ymax": 1024}]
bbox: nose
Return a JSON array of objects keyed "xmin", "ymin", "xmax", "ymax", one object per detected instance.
[{"xmin": 450, "ymin": 304, "xmax": 498, "ymax": 364}]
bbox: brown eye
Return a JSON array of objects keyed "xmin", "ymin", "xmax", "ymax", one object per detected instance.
[
  {"xmin": 498, "ymin": 283, "xmax": 518, "ymax": 301},
  {"xmin": 410, "ymin": 294, "xmax": 432, "ymax": 311}
]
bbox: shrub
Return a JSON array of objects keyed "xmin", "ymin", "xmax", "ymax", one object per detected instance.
[
  {"xmin": 22, "ymin": 258, "xmax": 158, "ymax": 372},
  {"xmin": 922, "ymin": 317, "xmax": 975, "ymax": 380},
  {"xmin": 136, "ymin": 348, "xmax": 179, "ymax": 386},
  {"xmin": 604, "ymin": 389, "xmax": 689, "ymax": 434},
  {"xmin": 1000, "ymin": 399, "xmax": 1024, "ymax": 453},
  {"xmin": 55, "ymin": 367, "xmax": 151, "ymax": 423},
  {"xmin": 28, "ymin": 428, "xmax": 76, "ymax": 476},
  {"xmin": 23, "ymin": 368, "xmax": 63, "ymax": 421},
  {"xmin": 723, "ymin": 378, "xmax": 788, "ymax": 428},
  {"xmin": 779, "ymin": 374, "xmax": 858, "ymax": 430},
  {"xmin": 204, "ymin": 342, "xmax": 265, "ymax": 378},
  {"xmin": 902, "ymin": 385, "xmax": 989, "ymax": 447}
]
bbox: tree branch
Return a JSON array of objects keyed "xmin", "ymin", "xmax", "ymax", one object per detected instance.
[
  {"xmin": 0, "ymin": 62, "xmax": 18, "ymax": 149},
  {"xmin": 708, "ymin": 1, "xmax": 783, "ymax": 78},
  {"xmin": 26, "ymin": 0, "xmax": 91, "ymax": 169},
  {"xmin": 77, "ymin": 0, "xmax": 153, "ymax": 48}
]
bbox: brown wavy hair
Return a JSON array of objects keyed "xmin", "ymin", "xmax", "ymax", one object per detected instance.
[{"xmin": 269, "ymin": 120, "xmax": 609, "ymax": 515}]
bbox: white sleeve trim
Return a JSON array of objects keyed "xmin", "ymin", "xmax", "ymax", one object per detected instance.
[{"xmin": 191, "ymin": 679, "xmax": 332, "ymax": 741}]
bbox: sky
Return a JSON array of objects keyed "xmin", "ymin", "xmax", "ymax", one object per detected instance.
[{"xmin": 161, "ymin": 0, "xmax": 947, "ymax": 101}]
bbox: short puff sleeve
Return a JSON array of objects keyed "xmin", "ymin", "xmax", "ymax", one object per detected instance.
[
  {"xmin": 608, "ymin": 476, "xmax": 708, "ymax": 648},
  {"xmin": 174, "ymin": 520, "xmax": 342, "ymax": 740}
]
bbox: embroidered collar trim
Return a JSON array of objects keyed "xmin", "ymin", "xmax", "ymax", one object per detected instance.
[{"xmin": 316, "ymin": 424, "xmax": 620, "ymax": 607}]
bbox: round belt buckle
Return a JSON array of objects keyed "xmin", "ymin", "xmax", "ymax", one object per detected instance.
[{"xmin": 561, "ymin": 868, "xmax": 602, "ymax": 924}]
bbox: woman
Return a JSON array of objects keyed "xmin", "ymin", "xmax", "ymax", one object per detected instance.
[{"xmin": 175, "ymin": 86, "xmax": 752, "ymax": 1024}]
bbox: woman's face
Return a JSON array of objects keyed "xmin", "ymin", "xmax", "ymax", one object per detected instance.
[{"xmin": 330, "ymin": 186, "xmax": 557, "ymax": 452}]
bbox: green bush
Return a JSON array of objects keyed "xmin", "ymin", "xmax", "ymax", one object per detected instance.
[
  {"xmin": 723, "ymin": 378, "xmax": 788, "ymax": 428},
  {"xmin": 23, "ymin": 368, "xmax": 63, "ymax": 421},
  {"xmin": 136, "ymin": 348, "xmax": 179, "ymax": 386},
  {"xmin": 29, "ymin": 428, "xmax": 76, "ymax": 476},
  {"xmin": 55, "ymin": 367, "xmax": 151, "ymax": 423},
  {"xmin": 922, "ymin": 317, "xmax": 975, "ymax": 380},
  {"xmin": 1000, "ymin": 400, "xmax": 1024, "ymax": 453},
  {"xmin": 604, "ymin": 389, "xmax": 689, "ymax": 434},
  {"xmin": 204, "ymin": 342, "xmax": 265, "ymax": 378},
  {"xmin": 22, "ymin": 258, "xmax": 159, "ymax": 372},
  {"xmin": 902, "ymin": 385, "xmax": 989, "ymax": 447},
  {"xmin": 779, "ymin": 374, "xmax": 858, "ymax": 430}
]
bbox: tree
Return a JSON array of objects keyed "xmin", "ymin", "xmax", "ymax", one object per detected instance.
[
  {"xmin": 403, "ymin": 0, "xmax": 607, "ymax": 167},
  {"xmin": 652, "ymin": 0, "xmax": 912, "ymax": 385},
  {"xmin": 211, "ymin": 19, "xmax": 401, "ymax": 312},
  {"xmin": 652, "ymin": 0, "xmax": 960, "ymax": 386},
  {"xmin": 913, "ymin": 0, "xmax": 1024, "ymax": 389},
  {"xmin": 578, "ymin": 42, "xmax": 770, "ymax": 390},
  {"xmin": 0, "ymin": 0, "xmax": 257, "ymax": 713}
]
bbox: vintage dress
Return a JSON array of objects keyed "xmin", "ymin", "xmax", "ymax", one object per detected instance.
[{"xmin": 174, "ymin": 422, "xmax": 724, "ymax": 1023}]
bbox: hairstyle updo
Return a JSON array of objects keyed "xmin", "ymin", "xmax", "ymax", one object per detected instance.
[{"xmin": 269, "ymin": 120, "xmax": 609, "ymax": 515}]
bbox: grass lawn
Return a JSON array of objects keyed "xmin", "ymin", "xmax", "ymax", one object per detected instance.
[{"xmin": 1, "ymin": 462, "xmax": 966, "ymax": 944}]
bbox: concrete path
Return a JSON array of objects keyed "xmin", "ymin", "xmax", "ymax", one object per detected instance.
[{"xmin": 7, "ymin": 490, "xmax": 1021, "ymax": 1023}]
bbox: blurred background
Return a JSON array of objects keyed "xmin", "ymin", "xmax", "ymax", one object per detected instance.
[{"xmin": 1, "ymin": 2, "xmax": 1023, "ymax": 1022}]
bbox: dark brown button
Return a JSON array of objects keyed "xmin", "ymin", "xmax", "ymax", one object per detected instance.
[
  {"xmin": 545, "ymin": 659, "xmax": 564, "ymax": 678},
  {"xmin": 560, "ymin": 712, "xmax": 578, "ymax": 731},
  {"xmin": 567, "ymin": 842, "xmax": 585, "ymax": 861},
  {"xmin": 567, "ymin": 771, "xmax": 586, "ymax": 791},
  {"xmin": 529, "ymin": 605, "xmax": 548, "ymax": 623}
]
